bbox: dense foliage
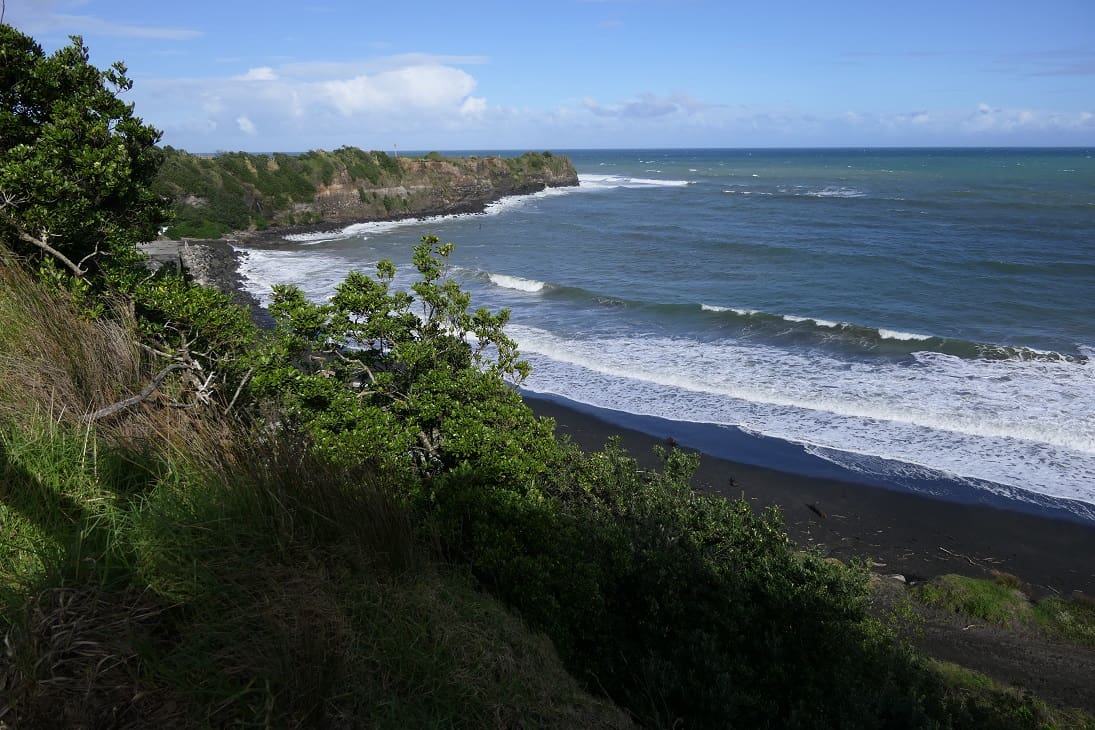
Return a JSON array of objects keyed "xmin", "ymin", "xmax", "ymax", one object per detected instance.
[
  {"xmin": 0, "ymin": 26, "xmax": 168, "ymax": 283},
  {"xmin": 253, "ymin": 235, "xmax": 555, "ymax": 481}
]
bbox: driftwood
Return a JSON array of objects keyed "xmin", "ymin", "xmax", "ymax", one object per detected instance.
[{"xmin": 938, "ymin": 546, "xmax": 979, "ymax": 567}]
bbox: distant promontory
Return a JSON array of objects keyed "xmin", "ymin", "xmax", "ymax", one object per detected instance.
[{"xmin": 153, "ymin": 147, "xmax": 579, "ymax": 239}]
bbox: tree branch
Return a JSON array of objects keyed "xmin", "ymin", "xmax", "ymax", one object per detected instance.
[
  {"xmin": 225, "ymin": 368, "xmax": 254, "ymax": 414},
  {"xmin": 16, "ymin": 228, "xmax": 87, "ymax": 278},
  {"xmin": 88, "ymin": 363, "xmax": 194, "ymax": 421}
]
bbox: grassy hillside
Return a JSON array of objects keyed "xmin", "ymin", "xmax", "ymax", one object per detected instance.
[
  {"xmin": 0, "ymin": 254, "xmax": 630, "ymax": 728},
  {"xmin": 153, "ymin": 147, "xmax": 575, "ymax": 238}
]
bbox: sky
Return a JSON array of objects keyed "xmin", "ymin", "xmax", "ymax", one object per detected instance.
[{"xmin": 6, "ymin": 0, "xmax": 1095, "ymax": 152}]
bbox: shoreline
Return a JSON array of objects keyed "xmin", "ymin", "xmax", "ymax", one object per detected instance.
[
  {"xmin": 525, "ymin": 393, "xmax": 1095, "ymax": 596},
  {"xmin": 522, "ymin": 392, "xmax": 1095, "ymax": 526}
]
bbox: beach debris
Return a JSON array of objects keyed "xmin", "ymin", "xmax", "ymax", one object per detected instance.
[
  {"xmin": 884, "ymin": 574, "xmax": 907, "ymax": 583},
  {"xmin": 806, "ymin": 503, "xmax": 828, "ymax": 520},
  {"xmin": 939, "ymin": 546, "xmax": 979, "ymax": 567}
]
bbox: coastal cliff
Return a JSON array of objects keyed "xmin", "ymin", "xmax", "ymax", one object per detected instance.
[{"xmin": 153, "ymin": 147, "xmax": 578, "ymax": 239}]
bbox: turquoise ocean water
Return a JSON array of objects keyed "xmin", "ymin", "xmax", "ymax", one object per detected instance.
[{"xmin": 237, "ymin": 148, "xmax": 1095, "ymax": 522}]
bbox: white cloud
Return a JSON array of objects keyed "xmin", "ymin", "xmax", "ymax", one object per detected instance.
[
  {"xmin": 134, "ymin": 57, "xmax": 1095, "ymax": 150},
  {"xmin": 460, "ymin": 97, "xmax": 488, "ymax": 117},
  {"xmin": 275, "ymin": 55, "xmax": 488, "ymax": 80},
  {"xmin": 234, "ymin": 67, "xmax": 278, "ymax": 82},
  {"xmin": 137, "ymin": 55, "xmax": 496, "ymax": 149},
  {"xmin": 959, "ymin": 103, "xmax": 1093, "ymax": 133},
  {"xmin": 318, "ymin": 66, "xmax": 478, "ymax": 115}
]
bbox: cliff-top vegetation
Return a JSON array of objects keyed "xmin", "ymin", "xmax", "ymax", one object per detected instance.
[
  {"xmin": 153, "ymin": 146, "xmax": 576, "ymax": 239},
  {"xmin": 2, "ymin": 24, "xmax": 1093, "ymax": 728}
]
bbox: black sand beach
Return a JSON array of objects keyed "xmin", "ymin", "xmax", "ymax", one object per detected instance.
[{"xmin": 526, "ymin": 395, "xmax": 1095, "ymax": 597}]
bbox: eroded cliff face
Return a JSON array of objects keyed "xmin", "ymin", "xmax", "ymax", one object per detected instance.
[{"xmin": 309, "ymin": 155, "xmax": 578, "ymax": 223}]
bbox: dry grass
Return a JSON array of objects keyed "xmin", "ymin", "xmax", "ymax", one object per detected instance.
[
  {"xmin": 1, "ymin": 584, "xmax": 189, "ymax": 729},
  {"xmin": 0, "ymin": 255, "xmax": 143, "ymax": 423}
]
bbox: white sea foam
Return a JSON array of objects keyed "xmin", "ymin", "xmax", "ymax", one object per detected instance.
[
  {"xmin": 488, "ymin": 273, "xmax": 546, "ymax": 293},
  {"xmin": 234, "ymin": 247, "xmax": 360, "ymax": 305},
  {"xmin": 783, "ymin": 314, "xmax": 840, "ymax": 328},
  {"xmin": 282, "ymin": 219, "xmax": 416, "ymax": 242},
  {"xmin": 282, "ymin": 231, "xmax": 348, "ymax": 244},
  {"xmin": 276, "ymin": 186, "xmax": 583, "ymax": 244},
  {"xmin": 805, "ymin": 186, "xmax": 867, "ymax": 198},
  {"xmin": 878, "ymin": 328, "xmax": 932, "ymax": 341},
  {"xmin": 510, "ymin": 325, "xmax": 1095, "ymax": 507},
  {"xmin": 579, "ymin": 174, "xmax": 691, "ymax": 189},
  {"xmin": 701, "ymin": 304, "xmax": 759, "ymax": 315}
]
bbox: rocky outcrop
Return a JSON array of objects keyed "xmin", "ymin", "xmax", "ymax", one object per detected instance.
[
  {"xmin": 308, "ymin": 154, "xmax": 578, "ymax": 224},
  {"xmin": 155, "ymin": 149, "xmax": 579, "ymax": 238},
  {"xmin": 141, "ymin": 239, "xmax": 272, "ymax": 326}
]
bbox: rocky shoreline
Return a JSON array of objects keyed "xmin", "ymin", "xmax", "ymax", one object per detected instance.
[{"xmin": 141, "ymin": 238, "xmax": 271, "ymax": 325}]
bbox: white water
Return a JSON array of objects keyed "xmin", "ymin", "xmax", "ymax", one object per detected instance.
[
  {"xmin": 489, "ymin": 273, "xmax": 547, "ymax": 293},
  {"xmin": 509, "ymin": 324, "xmax": 1095, "ymax": 508}
]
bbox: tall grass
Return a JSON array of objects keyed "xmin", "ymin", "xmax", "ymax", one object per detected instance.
[
  {"xmin": 0, "ymin": 252, "xmax": 630, "ymax": 728},
  {"xmin": 0, "ymin": 253, "xmax": 143, "ymax": 423}
]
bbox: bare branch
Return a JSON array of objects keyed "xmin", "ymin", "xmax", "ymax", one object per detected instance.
[
  {"xmin": 0, "ymin": 189, "xmax": 18, "ymax": 210},
  {"xmin": 225, "ymin": 368, "xmax": 254, "ymax": 414},
  {"xmin": 77, "ymin": 244, "xmax": 103, "ymax": 270},
  {"xmin": 15, "ymin": 228, "xmax": 87, "ymax": 278},
  {"xmin": 88, "ymin": 363, "xmax": 194, "ymax": 421},
  {"xmin": 138, "ymin": 343, "xmax": 179, "ymax": 361},
  {"xmin": 333, "ymin": 349, "xmax": 377, "ymax": 385}
]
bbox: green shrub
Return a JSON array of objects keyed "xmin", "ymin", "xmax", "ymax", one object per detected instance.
[
  {"xmin": 252, "ymin": 237, "xmax": 552, "ymax": 482},
  {"xmin": 420, "ymin": 440, "xmax": 946, "ymax": 728}
]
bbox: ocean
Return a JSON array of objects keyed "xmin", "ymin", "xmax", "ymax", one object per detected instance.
[{"xmin": 236, "ymin": 148, "xmax": 1095, "ymax": 523}]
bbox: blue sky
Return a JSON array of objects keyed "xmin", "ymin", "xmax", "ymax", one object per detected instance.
[{"xmin": 7, "ymin": 0, "xmax": 1095, "ymax": 151}]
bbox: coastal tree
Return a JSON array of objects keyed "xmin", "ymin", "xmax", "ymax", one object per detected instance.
[
  {"xmin": 0, "ymin": 24, "xmax": 168, "ymax": 283},
  {"xmin": 252, "ymin": 235, "xmax": 555, "ymax": 480}
]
